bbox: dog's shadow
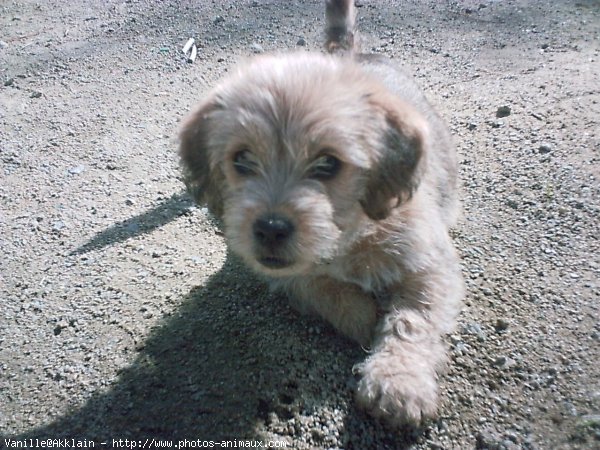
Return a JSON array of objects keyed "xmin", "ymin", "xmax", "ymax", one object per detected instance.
[
  {"xmin": 70, "ymin": 192, "xmax": 196, "ymax": 256},
  {"xmin": 9, "ymin": 195, "xmax": 416, "ymax": 448}
]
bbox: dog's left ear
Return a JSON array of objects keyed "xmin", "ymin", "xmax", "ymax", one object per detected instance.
[{"xmin": 360, "ymin": 95, "xmax": 429, "ymax": 221}]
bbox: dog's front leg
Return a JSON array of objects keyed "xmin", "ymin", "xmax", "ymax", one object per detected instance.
[
  {"xmin": 354, "ymin": 272, "xmax": 461, "ymax": 425},
  {"xmin": 354, "ymin": 308, "xmax": 446, "ymax": 425},
  {"xmin": 281, "ymin": 276, "xmax": 379, "ymax": 347}
]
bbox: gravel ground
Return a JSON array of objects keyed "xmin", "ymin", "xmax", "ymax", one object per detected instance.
[{"xmin": 1, "ymin": 1, "xmax": 599, "ymax": 449}]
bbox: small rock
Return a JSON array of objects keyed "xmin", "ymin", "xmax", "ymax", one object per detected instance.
[
  {"xmin": 53, "ymin": 320, "xmax": 69, "ymax": 336},
  {"xmin": 464, "ymin": 322, "xmax": 485, "ymax": 339},
  {"xmin": 125, "ymin": 198, "xmax": 135, "ymax": 206},
  {"xmin": 190, "ymin": 256, "xmax": 206, "ymax": 265},
  {"xmin": 476, "ymin": 430, "xmax": 502, "ymax": 449},
  {"xmin": 531, "ymin": 111, "xmax": 545, "ymax": 120},
  {"xmin": 496, "ymin": 105, "xmax": 511, "ymax": 118},
  {"xmin": 250, "ymin": 42, "xmax": 264, "ymax": 53},
  {"xmin": 538, "ymin": 144, "xmax": 552, "ymax": 154},
  {"xmin": 454, "ymin": 342, "xmax": 468, "ymax": 354},
  {"xmin": 51, "ymin": 220, "xmax": 66, "ymax": 232},
  {"xmin": 296, "ymin": 37, "xmax": 306, "ymax": 46},
  {"xmin": 563, "ymin": 401, "xmax": 578, "ymax": 416},
  {"xmin": 213, "ymin": 15, "xmax": 224, "ymax": 24},
  {"xmin": 493, "ymin": 355, "xmax": 508, "ymax": 366},
  {"xmin": 495, "ymin": 318, "xmax": 509, "ymax": 332},
  {"xmin": 506, "ymin": 199, "xmax": 519, "ymax": 210},
  {"xmin": 449, "ymin": 334, "xmax": 462, "ymax": 345},
  {"xmin": 311, "ymin": 427, "xmax": 325, "ymax": 442},
  {"xmin": 4, "ymin": 78, "xmax": 14, "ymax": 86},
  {"xmin": 68, "ymin": 165, "xmax": 85, "ymax": 175},
  {"xmin": 29, "ymin": 300, "xmax": 44, "ymax": 312},
  {"xmin": 30, "ymin": 91, "xmax": 43, "ymax": 98}
]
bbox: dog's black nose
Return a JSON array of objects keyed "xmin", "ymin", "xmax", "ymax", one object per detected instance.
[{"xmin": 253, "ymin": 215, "xmax": 294, "ymax": 247}]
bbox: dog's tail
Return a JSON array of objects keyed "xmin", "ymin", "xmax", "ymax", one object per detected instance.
[{"xmin": 325, "ymin": 0, "xmax": 358, "ymax": 54}]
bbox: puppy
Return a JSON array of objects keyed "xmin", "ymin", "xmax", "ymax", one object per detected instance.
[{"xmin": 179, "ymin": 0, "xmax": 464, "ymax": 426}]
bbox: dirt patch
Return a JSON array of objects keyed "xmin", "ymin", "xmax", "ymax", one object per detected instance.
[{"xmin": 1, "ymin": 1, "xmax": 598, "ymax": 448}]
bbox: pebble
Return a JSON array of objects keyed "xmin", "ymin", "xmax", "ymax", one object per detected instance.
[
  {"xmin": 250, "ymin": 42, "xmax": 264, "ymax": 53},
  {"xmin": 538, "ymin": 144, "xmax": 552, "ymax": 154},
  {"xmin": 68, "ymin": 165, "xmax": 85, "ymax": 175},
  {"xmin": 463, "ymin": 322, "xmax": 486, "ymax": 342},
  {"xmin": 494, "ymin": 356, "xmax": 508, "ymax": 366},
  {"xmin": 495, "ymin": 318, "xmax": 510, "ymax": 332},
  {"xmin": 51, "ymin": 220, "xmax": 66, "ymax": 232},
  {"xmin": 496, "ymin": 105, "xmax": 512, "ymax": 118}
]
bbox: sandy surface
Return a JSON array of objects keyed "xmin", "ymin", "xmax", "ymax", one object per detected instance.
[{"xmin": 1, "ymin": 1, "xmax": 598, "ymax": 448}]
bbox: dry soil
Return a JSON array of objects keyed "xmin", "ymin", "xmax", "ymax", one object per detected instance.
[{"xmin": 1, "ymin": 1, "xmax": 599, "ymax": 449}]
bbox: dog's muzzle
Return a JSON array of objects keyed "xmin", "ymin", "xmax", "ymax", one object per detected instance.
[{"xmin": 252, "ymin": 214, "xmax": 295, "ymax": 269}]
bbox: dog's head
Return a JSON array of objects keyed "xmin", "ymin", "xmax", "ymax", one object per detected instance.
[{"xmin": 180, "ymin": 53, "xmax": 428, "ymax": 276}]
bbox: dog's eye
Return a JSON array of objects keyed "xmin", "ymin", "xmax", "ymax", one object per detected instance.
[
  {"xmin": 232, "ymin": 149, "xmax": 257, "ymax": 176},
  {"xmin": 308, "ymin": 154, "xmax": 341, "ymax": 180}
]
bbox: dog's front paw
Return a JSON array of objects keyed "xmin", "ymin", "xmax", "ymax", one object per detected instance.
[{"xmin": 354, "ymin": 353, "xmax": 439, "ymax": 426}]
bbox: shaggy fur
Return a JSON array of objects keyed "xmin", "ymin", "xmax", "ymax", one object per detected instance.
[{"xmin": 179, "ymin": 0, "xmax": 464, "ymax": 426}]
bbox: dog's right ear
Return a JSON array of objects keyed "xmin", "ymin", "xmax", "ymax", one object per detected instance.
[
  {"xmin": 179, "ymin": 99, "xmax": 225, "ymax": 218},
  {"xmin": 360, "ymin": 94, "xmax": 429, "ymax": 221}
]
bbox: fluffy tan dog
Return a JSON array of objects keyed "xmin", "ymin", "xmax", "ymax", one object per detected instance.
[{"xmin": 179, "ymin": 0, "xmax": 464, "ymax": 426}]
